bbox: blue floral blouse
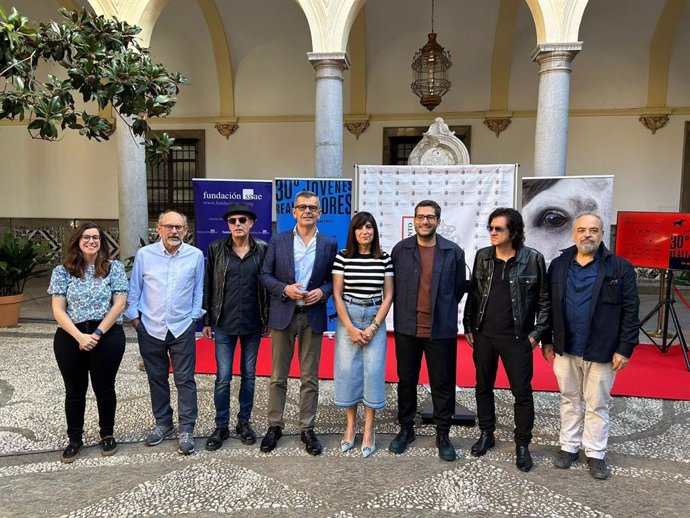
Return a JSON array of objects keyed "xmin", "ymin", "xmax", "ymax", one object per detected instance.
[{"xmin": 48, "ymin": 260, "xmax": 129, "ymax": 324}]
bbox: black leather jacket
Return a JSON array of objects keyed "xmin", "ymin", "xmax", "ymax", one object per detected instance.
[
  {"xmin": 202, "ymin": 235, "xmax": 269, "ymax": 328},
  {"xmin": 463, "ymin": 245, "xmax": 550, "ymax": 341}
]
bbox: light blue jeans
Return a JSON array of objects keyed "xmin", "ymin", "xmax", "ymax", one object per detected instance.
[{"xmin": 334, "ymin": 302, "xmax": 387, "ymax": 409}]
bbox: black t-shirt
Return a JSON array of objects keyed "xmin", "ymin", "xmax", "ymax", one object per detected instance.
[{"xmin": 480, "ymin": 257, "xmax": 515, "ymax": 339}]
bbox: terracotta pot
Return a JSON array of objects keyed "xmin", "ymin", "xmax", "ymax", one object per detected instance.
[{"xmin": 0, "ymin": 294, "xmax": 23, "ymax": 327}]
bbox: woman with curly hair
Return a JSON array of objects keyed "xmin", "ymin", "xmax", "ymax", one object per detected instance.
[{"xmin": 48, "ymin": 222, "xmax": 128, "ymax": 463}]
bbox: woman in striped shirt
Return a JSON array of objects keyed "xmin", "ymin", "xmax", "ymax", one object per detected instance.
[{"xmin": 332, "ymin": 211, "xmax": 394, "ymax": 457}]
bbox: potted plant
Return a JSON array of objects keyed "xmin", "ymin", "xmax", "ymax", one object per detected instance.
[{"xmin": 0, "ymin": 231, "xmax": 54, "ymax": 327}]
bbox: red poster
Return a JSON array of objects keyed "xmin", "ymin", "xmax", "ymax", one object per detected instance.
[{"xmin": 616, "ymin": 212, "xmax": 690, "ymax": 270}]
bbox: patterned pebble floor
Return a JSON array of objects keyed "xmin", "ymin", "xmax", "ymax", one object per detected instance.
[{"xmin": 0, "ymin": 323, "xmax": 688, "ymax": 518}]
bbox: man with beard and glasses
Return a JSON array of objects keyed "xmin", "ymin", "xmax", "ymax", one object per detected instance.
[
  {"xmin": 388, "ymin": 200, "xmax": 467, "ymax": 461},
  {"xmin": 126, "ymin": 210, "xmax": 205, "ymax": 455},
  {"xmin": 542, "ymin": 213, "xmax": 639, "ymax": 480}
]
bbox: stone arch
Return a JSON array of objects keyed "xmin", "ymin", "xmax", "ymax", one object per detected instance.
[
  {"xmin": 295, "ymin": 0, "xmax": 366, "ymax": 52},
  {"xmin": 86, "ymin": 0, "xmax": 170, "ymax": 46},
  {"xmin": 197, "ymin": 0, "xmax": 235, "ymax": 119},
  {"xmin": 489, "ymin": 0, "xmax": 520, "ymax": 112},
  {"xmin": 646, "ymin": 0, "xmax": 688, "ymax": 109},
  {"xmin": 524, "ymin": 0, "xmax": 588, "ymax": 44}
]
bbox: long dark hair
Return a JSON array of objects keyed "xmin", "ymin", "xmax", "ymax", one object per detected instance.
[
  {"xmin": 63, "ymin": 222, "xmax": 111, "ymax": 278},
  {"xmin": 343, "ymin": 212, "xmax": 382, "ymax": 259},
  {"xmin": 488, "ymin": 207, "xmax": 525, "ymax": 249}
]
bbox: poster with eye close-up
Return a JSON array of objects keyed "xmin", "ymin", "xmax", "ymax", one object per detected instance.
[{"xmin": 521, "ymin": 176, "xmax": 614, "ymax": 264}]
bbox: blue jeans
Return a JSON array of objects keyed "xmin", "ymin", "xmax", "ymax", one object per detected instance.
[
  {"xmin": 213, "ymin": 330, "xmax": 261, "ymax": 427},
  {"xmin": 334, "ymin": 302, "xmax": 387, "ymax": 410}
]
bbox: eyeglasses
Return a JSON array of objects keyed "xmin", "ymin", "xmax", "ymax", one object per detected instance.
[
  {"xmin": 159, "ymin": 224, "xmax": 186, "ymax": 232},
  {"xmin": 486, "ymin": 226, "xmax": 508, "ymax": 233},
  {"xmin": 414, "ymin": 214, "xmax": 438, "ymax": 222},
  {"xmin": 81, "ymin": 235, "xmax": 101, "ymax": 242},
  {"xmin": 295, "ymin": 204, "xmax": 320, "ymax": 212},
  {"xmin": 227, "ymin": 216, "xmax": 248, "ymax": 225}
]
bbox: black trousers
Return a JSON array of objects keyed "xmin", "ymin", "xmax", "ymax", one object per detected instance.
[
  {"xmin": 394, "ymin": 332, "xmax": 457, "ymax": 433},
  {"xmin": 53, "ymin": 323, "xmax": 125, "ymax": 442},
  {"xmin": 472, "ymin": 333, "xmax": 534, "ymax": 446}
]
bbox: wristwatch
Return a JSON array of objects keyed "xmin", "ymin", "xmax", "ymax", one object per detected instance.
[{"xmin": 94, "ymin": 329, "xmax": 104, "ymax": 337}]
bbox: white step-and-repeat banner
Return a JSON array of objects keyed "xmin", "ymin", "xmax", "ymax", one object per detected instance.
[{"xmin": 355, "ymin": 164, "xmax": 518, "ymax": 331}]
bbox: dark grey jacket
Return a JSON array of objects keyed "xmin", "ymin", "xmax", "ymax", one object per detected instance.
[
  {"xmin": 546, "ymin": 243, "xmax": 640, "ymax": 362},
  {"xmin": 463, "ymin": 245, "xmax": 550, "ymax": 341},
  {"xmin": 202, "ymin": 235, "xmax": 269, "ymax": 329},
  {"xmin": 391, "ymin": 234, "xmax": 467, "ymax": 340}
]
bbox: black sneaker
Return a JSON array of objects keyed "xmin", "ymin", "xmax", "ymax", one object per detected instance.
[
  {"xmin": 61, "ymin": 440, "xmax": 83, "ymax": 464},
  {"xmin": 586, "ymin": 457, "xmax": 610, "ymax": 480},
  {"xmin": 389, "ymin": 427, "xmax": 415, "ymax": 454},
  {"xmin": 100, "ymin": 436, "xmax": 118, "ymax": 457},
  {"xmin": 260, "ymin": 426, "xmax": 282, "ymax": 453},
  {"xmin": 236, "ymin": 421, "xmax": 257, "ymax": 445},
  {"xmin": 553, "ymin": 449, "xmax": 579, "ymax": 469},
  {"xmin": 205, "ymin": 427, "xmax": 230, "ymax": 451},
  {"xmin": 436, "ymin": 432, "xmax": 457, "ymax": 462}
]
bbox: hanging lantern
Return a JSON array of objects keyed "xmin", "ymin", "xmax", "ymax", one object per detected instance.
[{"xmin": 411, "ymin": 0, "xmax": 452, "ymax": 111}]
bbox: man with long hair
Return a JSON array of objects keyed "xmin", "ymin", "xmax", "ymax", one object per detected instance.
[{"xmin": 464, "ymin": 207, "xmax": 549, "ymax": 472}]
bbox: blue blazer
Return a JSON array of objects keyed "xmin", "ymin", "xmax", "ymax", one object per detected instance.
[{"xmin": 260, "ymin": 229, "xmax": 338, "ymax": 333}]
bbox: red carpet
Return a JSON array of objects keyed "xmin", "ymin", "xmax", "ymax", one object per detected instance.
[{"xmin": 193, "ymin": 335, "xmax": 690, "ymax": 400}]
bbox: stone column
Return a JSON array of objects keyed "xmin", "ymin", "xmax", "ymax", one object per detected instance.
[
  {"xmin": 307, "ymin": 52, "xmax": 350, "ymax": 178},
  {"xmin": 531, "ymin": 43, "xmax": 582, "ymax": 177},
  {"xmin": 115, "ymin": 117, "xmax": 149, "ymax": 261}
]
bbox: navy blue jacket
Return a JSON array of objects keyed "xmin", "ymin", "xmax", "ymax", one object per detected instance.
[
  {"xmin": 260, "ymin": 229, "xmax": 338, "ymax": 334},
  {"xmin": 546, "ymin": 244, "xmax": 640, "ymax": 362},
  {"xmin": 391, "ymin": 234, "xmax": 467, "ymax": 340}
]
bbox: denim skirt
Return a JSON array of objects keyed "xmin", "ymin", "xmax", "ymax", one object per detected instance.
[{"xmin": 334, "ymin": 301, "xmax": 387, "ymax": 409}]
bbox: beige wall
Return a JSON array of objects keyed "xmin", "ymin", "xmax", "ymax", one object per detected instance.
[{"xmin": 0, "ymin": 0, "xmax": 687, "ymax": 220}]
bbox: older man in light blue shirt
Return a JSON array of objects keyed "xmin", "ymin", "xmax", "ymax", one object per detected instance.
[{"xmin": 126, "ymin": 210, "xmax": 205, "ymax": 455}]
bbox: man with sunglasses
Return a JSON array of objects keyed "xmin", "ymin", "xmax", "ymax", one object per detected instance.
[
  {"xmin": 126, "ymin": 210, "xmax": 205, "ymax": 455},
  {"xmin": 202, "ymin": 203, "xmax": 269, "ymax": 451},
  {"xmin": 389, "ymin": 200, "xmax": 467, "ymax": 461},
  {"xmin": 259, "ymin": 190, "xmax": 338, "ymax": 455},
  {"xmin": 463, "ymin": 207, "xmax": 550, "ymax": 472}
]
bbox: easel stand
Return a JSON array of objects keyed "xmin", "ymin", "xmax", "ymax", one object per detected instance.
[{"xmin": 639, "ymin": 270, "xmax": 690, "ymax": 371}]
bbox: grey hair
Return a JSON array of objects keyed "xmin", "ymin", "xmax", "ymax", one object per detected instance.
[
  {"xmin": 157, "ymin": 210, "xmax": 188, "ymax": 227},
  {"xmin": 294, "ymin": 190, "xmax": 319, "ymax": 204}
]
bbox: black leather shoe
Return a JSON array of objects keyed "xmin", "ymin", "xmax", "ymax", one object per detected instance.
[
  {"xmin": 470, "ymin": 431, "xmax": 495, "ymax": 457},
  {"xmin": 100, "ymin": 436, "xmax": 117, "ymax": 457},
  {"xmin": 301, "ymin": 429, "xmax": 323, "ymax": 456},
  {"xmin": 260, "ymin": 426, "xmax": 282, "ymax": 453},
  {"xmin": 436, "ymin": 432, "xmax": 457, "ymax": 461},
  {"xmin": 61, "ymin": 440, "xmax": 83, "ymax": 464},
  {"xmin": 236, "ymin": 421, "xmax": 257, "ymax": 445},
  {"xmin": 205, "ymin": 427, "xmax": 230, "ymax": 451},
  {"xmin": 516, "ymin": 445, "xmax": 533, "ymax": 472},
  {"xmin": 388, "ymin": 427, "xmax": 415, "ymax": 454}
]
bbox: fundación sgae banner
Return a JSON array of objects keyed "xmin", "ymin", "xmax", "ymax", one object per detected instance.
[{"xmin": 192, "ymin": 179, "xmax": 273, "ymax": 256}]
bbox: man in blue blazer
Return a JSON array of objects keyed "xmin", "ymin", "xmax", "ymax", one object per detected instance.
[{"xmin": 259, "ymin": 190, "xmax": 338, "ymax": 455}]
